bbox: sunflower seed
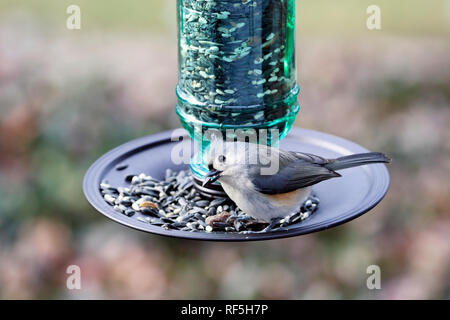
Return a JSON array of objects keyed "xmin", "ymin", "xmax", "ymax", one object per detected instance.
[
  {"xmin": 209, "ymin": 198, "xmax": 227, "ymax": 207},
  {"xmin": 207, "ymin": 207, "xmax": 216, "ymax": 216},
  {"xmin": 195, "ymin": 200, "xmax": 210, "ymax": 207}
]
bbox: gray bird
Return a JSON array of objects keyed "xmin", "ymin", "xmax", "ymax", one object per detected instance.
[{"xmin": 203, "ymin": 142, "xmax": 391, "ymax": 224}]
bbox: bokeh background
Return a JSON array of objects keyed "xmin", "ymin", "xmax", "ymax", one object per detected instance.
[{"xmin": 0, "ymin": 0, "xmax": 449, "ymax": 299}]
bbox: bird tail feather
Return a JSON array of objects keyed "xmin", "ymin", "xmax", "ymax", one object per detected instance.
[{"xmin": 325, "ymin": 152, "xmax": 391, "ymax": 171}]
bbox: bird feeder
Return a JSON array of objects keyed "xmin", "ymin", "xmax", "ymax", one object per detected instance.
[
  {"xmin": 175, "ymin": 0, "xmax": 299, "ymax": 194},
  {"xmin": 83, "ymin": 1, "xmax": 390, "ymax": 241}
]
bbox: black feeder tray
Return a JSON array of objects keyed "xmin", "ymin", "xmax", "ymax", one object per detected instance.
[{"xmin": 83, "ymin": 128, "xmax": 390, "ymax": 241}]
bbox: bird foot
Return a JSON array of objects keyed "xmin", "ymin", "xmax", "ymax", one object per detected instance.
[
  {"xmin": 261, "ymin": 217, "xmax": 283, "ymax": 233},
  {"xmin": 235, "ymin": 214, "xmax": 253, "ymax": 222}
]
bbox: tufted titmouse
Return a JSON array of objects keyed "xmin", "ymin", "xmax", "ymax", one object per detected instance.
[{"xmin": 203, "ymin": 142, "xmax": 391, "ymax": 223}]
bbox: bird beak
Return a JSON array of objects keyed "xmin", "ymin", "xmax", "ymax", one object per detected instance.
[{"xmin": 202, "ymin": 170, "xmax": 222, "ymax": 187}]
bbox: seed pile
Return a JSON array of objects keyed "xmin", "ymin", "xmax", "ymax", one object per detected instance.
[
  {"xmin": 177, "ymin": 0, "xmax": 298, "ymax": 126},
  {"xmin": 100, "ymin": 169, "xmax": 319, "ymax": 234}
]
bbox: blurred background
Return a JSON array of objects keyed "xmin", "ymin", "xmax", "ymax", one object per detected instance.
[{"xmin": 0, "ymin": 0, "xmax": 449, "ymax": 299}]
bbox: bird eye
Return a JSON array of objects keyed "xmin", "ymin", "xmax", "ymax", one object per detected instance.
[{"xmin": 218, "ymin": 155, "xmax": 226, "ymax": 163}]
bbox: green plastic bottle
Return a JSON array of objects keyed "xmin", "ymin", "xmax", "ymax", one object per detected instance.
[{"xmin": 176, "ymin": 0, "xmax": 299, "ymax": 182}]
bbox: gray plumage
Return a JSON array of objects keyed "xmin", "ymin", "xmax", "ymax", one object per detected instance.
[{"xmin": 250, "ymin": 151, "xmax": 391, "ymax": 194}]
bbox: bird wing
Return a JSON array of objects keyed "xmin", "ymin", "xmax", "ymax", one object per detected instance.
[{"xmin": 249, "ymin": 150, "xmax": 340, "ymax": 194}]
